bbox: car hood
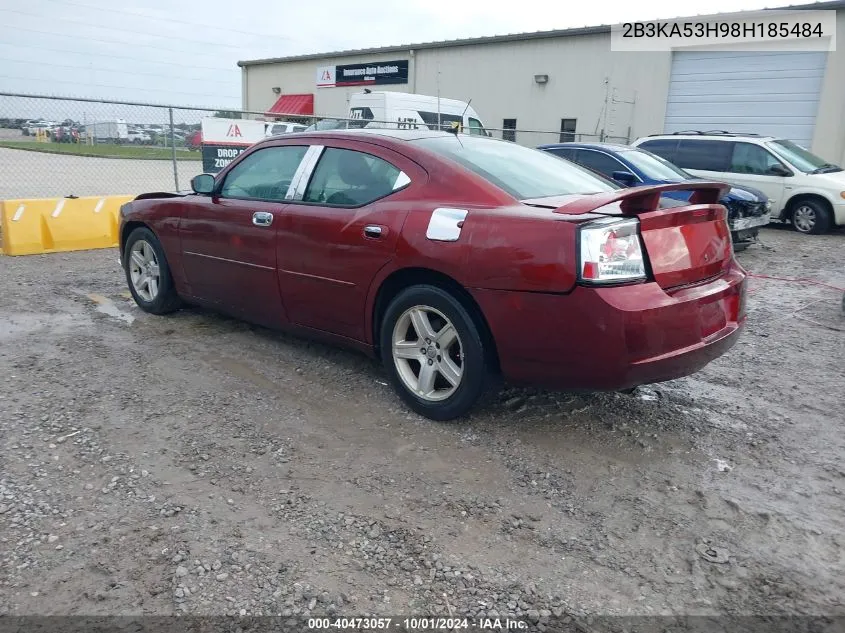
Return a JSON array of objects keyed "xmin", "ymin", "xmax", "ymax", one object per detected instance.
[
  {"xmin": 724, "ymin": 184, "xmax": 767, "ymax": 202},
  {"xmin": 808, "ymin": 169, "xmax": 845, "ymax": 187}
]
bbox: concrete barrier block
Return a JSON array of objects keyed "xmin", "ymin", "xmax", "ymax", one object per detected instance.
[{"xmin": 0, "ymin": 195, "xmax": 135, "ymax": 256}]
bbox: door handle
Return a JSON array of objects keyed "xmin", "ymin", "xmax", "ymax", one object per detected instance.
[
  {"xmin": 252, "ymin": 211, "xmax": 273, "ymax": 227},
  {"xmin": 363, "ymin": 225, "xmax": 384, "ymax": 239}
]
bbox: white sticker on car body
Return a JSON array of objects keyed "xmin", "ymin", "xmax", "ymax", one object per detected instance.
[{"xmin": 426, "ymin": 207, "xmax": 468, "ymax": 242}]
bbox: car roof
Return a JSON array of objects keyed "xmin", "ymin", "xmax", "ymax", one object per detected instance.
[
  {"xmin": 306, "ymin": 128, "xmax": 462, "ymax": 141},
  {"xmin": 642, "ymin": 133, "xmax": 777, "ymax": 142},
  {"xmin": 538, "ymin": 142, "xmax": 634, "ymax": 152},
  {"xmin": 271, "ymin": 128, "xmax": 483, "ymax": 143}
]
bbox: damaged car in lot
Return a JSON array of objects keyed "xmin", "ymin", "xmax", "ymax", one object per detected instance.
[
  {"xmin": 538, "ymin": 142, "xmax": 771, "ymax": 251},
  {"xmin": 119, "ymin": 130, "xmax": 747, "ymax": 421}
]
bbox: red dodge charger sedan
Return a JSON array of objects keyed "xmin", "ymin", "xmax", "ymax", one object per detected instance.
[{"xmin": 119, "ymin": 129, "xmax": 747, "ymax": 420}]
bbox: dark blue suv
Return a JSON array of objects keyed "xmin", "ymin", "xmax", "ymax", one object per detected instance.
[{"xmin": 538, "ymin": 142, "xmax": 771, "ymax": 250}]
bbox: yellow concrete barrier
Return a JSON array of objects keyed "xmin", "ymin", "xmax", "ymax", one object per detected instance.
[{"xmin": 0, "ymin": 195, "xmax": 135, "ymax": 256}]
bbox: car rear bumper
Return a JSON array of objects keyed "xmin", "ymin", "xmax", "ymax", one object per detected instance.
[{"xmin": 472, "ymin": 261, "xmax": 747, "ymax": 391}]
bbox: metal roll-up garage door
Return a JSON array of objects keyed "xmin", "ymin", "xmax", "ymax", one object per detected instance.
[{"xmin": 664, "ymin": 50, "xmax": 828, "ymax": 147}]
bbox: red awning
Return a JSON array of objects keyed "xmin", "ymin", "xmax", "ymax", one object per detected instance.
[{"xmin": 265, "ymin": 93, "xmax": 314, "ymax": 116}]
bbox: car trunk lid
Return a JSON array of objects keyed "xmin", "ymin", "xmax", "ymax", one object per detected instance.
[{"xmin": 525, "ymin": 182, "xmax": 733, "ymax": 290}]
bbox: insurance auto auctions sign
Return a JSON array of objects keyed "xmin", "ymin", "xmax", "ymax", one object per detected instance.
[
  {"xmin": 316, "ymin": 60, "xmax": 409, "ymax": 88},
  {"xmin": 200, "ymin": 117, "xmax": 267, "ymax": 173}
]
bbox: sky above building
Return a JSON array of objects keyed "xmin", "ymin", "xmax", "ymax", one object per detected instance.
[{"xmin": 0, "ymin": 0, "xmax": 811, "ymax": 108}]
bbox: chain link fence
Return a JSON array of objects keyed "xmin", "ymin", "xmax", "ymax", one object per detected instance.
[{"xmin": 0, "ymin": 92, "xmax": 629, "ymax": 200}]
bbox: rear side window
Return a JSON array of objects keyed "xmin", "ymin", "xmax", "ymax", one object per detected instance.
[
  {"xmin": 637, "ymin": 139, "xmax": 679, "ymax": 162},
  {"xmin": 303, "ymin": 148, "xmax": 406, "ymax": 207},
  {"xmin": 571, "ymin": 149, "xmax": 626, "ymax": 178},
  {"xmin": 544, "ymin": 147, "xmax": 576, "ymax": 160},
  {"xmin": 674, "ymin": 140, "xmax": 733, "ymax": 171},
  {"xmin": 220, "ymin": 145, "xmax": 308, "ymax": 201}
]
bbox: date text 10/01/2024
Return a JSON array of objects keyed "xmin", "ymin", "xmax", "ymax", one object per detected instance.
[{"xmin": 307, "ymin": 617, "xmax": 529, "ymax": 630}]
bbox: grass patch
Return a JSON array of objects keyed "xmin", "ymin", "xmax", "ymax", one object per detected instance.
[{"xmin": 0, "ymin": 140, "xmax": 201, "ymax": 161}]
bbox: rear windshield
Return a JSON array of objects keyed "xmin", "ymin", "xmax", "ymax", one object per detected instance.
[{"xmin": 413, "ymin": 136, "xmax": 620, "ymax": 199}]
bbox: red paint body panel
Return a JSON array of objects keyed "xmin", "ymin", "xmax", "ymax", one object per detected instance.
[
  {"xmin": 177, "ymin": 197, "xmax": 288, "ymax": 328},
  {"xmin": 119, "ymin": 131, "xmax": 748, "ymax": 396},
  {"xmin": 275, "ymin": 140, "xmax": 426, "ymax": 340},
  {"xmin": 471, "ymin": 261, "xmax": 746, "ymax": 391},
  {"xmin": 638, "ymin": 204, "xmax": 733, "ymax": 289}
]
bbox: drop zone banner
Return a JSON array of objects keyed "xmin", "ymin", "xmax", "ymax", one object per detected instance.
[
  {"xmin": 316, "ymin": 60, "xmax": 409, "ymax": 88},
  {"xmin": 200, "ymin": 118, "xmax": 267, "ymax": 173}
]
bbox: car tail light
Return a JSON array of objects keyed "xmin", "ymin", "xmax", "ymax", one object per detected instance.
[{"xmin": 578, "ymin": 217, "xmax": 647, "ymax": 284}]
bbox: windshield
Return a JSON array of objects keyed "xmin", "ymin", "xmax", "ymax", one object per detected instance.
[
  {"xmin": 414, "ymin": 136, "xmax": 620, "ymax": 199},
  {"xmin": 767, "ymin": 140, "xmax": 842, "ymax": 173},
  {"xmin": 622, "ymin": 148, "xmax": 690, "ymax": 181}
]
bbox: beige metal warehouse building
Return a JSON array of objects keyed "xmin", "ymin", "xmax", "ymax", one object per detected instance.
[{"xmin": 239, "ymin": 1, "xmax": 845, "ymax": 164}]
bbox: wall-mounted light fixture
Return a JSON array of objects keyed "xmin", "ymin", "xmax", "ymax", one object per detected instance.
[
  {"xmin": 272, "ymin": 86, "xmax": 281, "ymax": 94},
  {"xmin": 534, "ymin": 74, "xmax": 549, "ymax": 85}
]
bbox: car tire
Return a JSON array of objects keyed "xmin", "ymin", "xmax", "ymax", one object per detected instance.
[
  {"xmin": 123, "ymin": 227, "xmax": 181, "ymax": 315},
  {"xmin": 790, "ymin": 199, "xmax": 831, "ymax": 235},
  {"xmin": 380, "ymin": 284, "xmax": 490, "ymax": 421}
]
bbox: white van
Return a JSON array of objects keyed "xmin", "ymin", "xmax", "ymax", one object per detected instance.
[
  {"xmin": 633, "ymin": 132, "xmax": 845, "ymax": 235},
  {"xmin": 347, "ymin": 91, "xmax": 489, "ymax": 136}
]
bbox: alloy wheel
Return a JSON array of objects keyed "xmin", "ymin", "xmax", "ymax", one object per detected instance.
[
  {"xmin": 128, "ymin": 239, "xmax": 161, "ymax": 302},
  {"xmin": 392, "ymin": 305, "xmax": 464, "ymax": 402}
]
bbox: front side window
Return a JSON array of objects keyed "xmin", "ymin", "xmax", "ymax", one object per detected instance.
[
  {"xmin": 729, "ymin": 143, "xmax": 785, "ymax": 175},
  {"xmin": 303, "ymin": 147, "xmax": 406, "ymax": 206},
  {"xmin": 414, "ymin": 136, "xmax": 620, "ymax": 200},
  {"xmin": 220, "ymin": 145, "xmax": 308, "ymax": 201},
  {"xmin": 571, "ymin": 149, "xmax": 627, "ymax": 179},
  {"xmin": 674, "ymin": 140, "xmax": 733, "ymax": 171},
  {"xmin": 467, "ymin": 118, "xmax": 486, "ymax": 136}
]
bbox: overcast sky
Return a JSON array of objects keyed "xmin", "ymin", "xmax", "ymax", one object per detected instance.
[{"xmin": 0, "ymin": 0, "xmax": 809, "ymax": 110}]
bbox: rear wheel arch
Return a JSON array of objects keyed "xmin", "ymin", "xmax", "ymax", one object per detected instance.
[{"xmin": 371, "ymin": 267, "xmax": 500, "ymax": 373}]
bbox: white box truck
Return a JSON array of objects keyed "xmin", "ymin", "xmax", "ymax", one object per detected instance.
[
  {"xmin": 347, "ymin": 91, "xmax": 489, "ymax": 135},
  {"xmin": 87, "ymin": 119, "xmax": 129, "ymax": 144}
]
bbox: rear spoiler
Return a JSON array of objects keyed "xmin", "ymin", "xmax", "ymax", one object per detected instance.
[{"xmin": 554, "ymin": 181, "xmax": 730, "ymax": 215}]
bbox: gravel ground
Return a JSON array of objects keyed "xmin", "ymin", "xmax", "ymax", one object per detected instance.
[
  {"xmin": 0, "ymin": 147, "xmax": 201, "ymax": 199},
  {"xmin": 1, "ymin": 226, "xmax": 844, "ymax": 629}
]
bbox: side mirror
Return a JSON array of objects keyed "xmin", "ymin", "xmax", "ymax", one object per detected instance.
[
  {"xmin": 612, "ymin": 170, "xmax": 637, "ymax": 186},
  {"xmin": 767, "ymin": 163, "xmax": 791, "ymax": 177},
  {"xmin": 191, "ymin": 173, "xmax": 215, "ymax": 194}
]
